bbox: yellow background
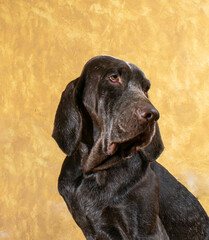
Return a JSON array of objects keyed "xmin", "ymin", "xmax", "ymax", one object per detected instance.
[{"xmin": 0, "ymin": 0, "xmax": 208, "ymax": 239}]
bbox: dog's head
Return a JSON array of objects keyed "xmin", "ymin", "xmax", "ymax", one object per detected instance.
[{"xmin": 53, "ymin": 56, "xmax": 164, "ymax": 174}]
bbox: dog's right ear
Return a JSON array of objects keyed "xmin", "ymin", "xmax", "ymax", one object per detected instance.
[{"xmin": 52, "ymin": 78, "xmax": 82, "ymax": 155}]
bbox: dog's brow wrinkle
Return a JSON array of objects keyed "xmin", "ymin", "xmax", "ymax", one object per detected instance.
[{"xmin": 125, "ymin": 61, "xmax": 132, "ymax": 70}]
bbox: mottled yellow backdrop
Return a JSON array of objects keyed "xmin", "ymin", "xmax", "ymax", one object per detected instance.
[{"xmin": 0, "ymin": 0, "xmax": 208, "ymax": 239}]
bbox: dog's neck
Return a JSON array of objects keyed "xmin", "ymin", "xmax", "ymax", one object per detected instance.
[{"xmin": 77, "ymin": 137, "xmax": 150, "ymax": 186}]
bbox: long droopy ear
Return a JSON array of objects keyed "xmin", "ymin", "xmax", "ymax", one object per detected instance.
[
  {"xmin": 52, "ymin": 78, "xmax": 82, "ymax": 155},
  {"xmin": 141, "ymin": 123, "xmax": 164, "ymax": 161}
]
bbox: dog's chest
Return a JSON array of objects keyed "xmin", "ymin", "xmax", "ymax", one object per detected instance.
[
  {"xmin": 73, "ymin": 164, "xmax": 159, "ymax": 233},
  {"xmin": 59, "ymin": 156, "xmax": 167, "ymax": 239},
  {"xmin": 77, "ymin": 160, "xmax": 145, "ymax": 207}
]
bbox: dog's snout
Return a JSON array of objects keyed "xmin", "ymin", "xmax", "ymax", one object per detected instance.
[{"xmin": 138, "ymin": 107, "xmax": 159, "ymax": 122}]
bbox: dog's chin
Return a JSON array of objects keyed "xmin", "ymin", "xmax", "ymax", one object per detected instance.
[{"xmin": 108, "ymin": 124, "xmax": 156, "ymax": 159}]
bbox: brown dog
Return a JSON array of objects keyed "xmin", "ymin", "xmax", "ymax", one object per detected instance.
[{"xmin": 53, "ymin": 56, "xmax": 209, "ymax": 240}]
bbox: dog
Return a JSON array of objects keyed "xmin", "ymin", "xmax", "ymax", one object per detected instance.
[{"xmin": 52, "ymin": 55, "xmax": 209, "ymax": 239}]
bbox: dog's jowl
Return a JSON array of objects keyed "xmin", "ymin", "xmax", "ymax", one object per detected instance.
[{"xmin": 53, "ymin": 56, "xmax": 209, "ymax": 240}]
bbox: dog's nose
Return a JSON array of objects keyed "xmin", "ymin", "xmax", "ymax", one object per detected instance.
[{"xmin": 138, "ymin": 107, "xmax": 159, "ymax": 122}]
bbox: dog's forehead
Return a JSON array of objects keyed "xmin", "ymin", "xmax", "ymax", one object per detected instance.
[
  {"xmin": 126, "ymin": 62, "xmax": 145, "ymax": 78},
  {"xmin": 84, "ymin": 55, "xmax": 145, "ymax": 77},
  {"xmin": 85, "ymin": 55, "xmax": 127, "ymax": 69}
]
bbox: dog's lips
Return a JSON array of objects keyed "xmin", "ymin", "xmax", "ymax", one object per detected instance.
[
  {"xmin": 108, "ymin": 142, "xmax": 118, "ymax": 154},
  {"xmin": 108, "ymin": 125, "xmax": 155, "ymax": 157}
]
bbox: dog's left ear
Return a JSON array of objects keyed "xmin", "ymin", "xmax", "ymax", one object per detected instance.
[
  {"xmin": 52, "ymin": 78, "xmax": 83, "ymax": 156},
  {"xmin": 141, "ymin": 123, "xmax": 164, "ymax": 161}
]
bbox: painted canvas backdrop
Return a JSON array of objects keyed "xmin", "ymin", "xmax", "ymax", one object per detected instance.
[{"xmin": 0, "ymin": 0, "xmax": 208, "ymax": 239}]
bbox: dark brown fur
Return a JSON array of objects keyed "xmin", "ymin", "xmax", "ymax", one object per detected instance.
[{"xmin": 53, "ymin": 56, "xmax": 209, "ymax": 240}]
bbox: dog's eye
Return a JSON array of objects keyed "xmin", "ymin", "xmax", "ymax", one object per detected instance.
[
  {"xmin": 108, "ymin": 75, "xmax": 120, "ymax": 83},
  {"xmin": 142, "ymin": 87, "xmax": 149, "ymax": 97},
  {"xmin": 143, "ymin": 85, "xmax": 150, "ymax": 93},
  {"xmin": 143, "ymin": 91, "xmax": 148, "ymax": 97}
]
